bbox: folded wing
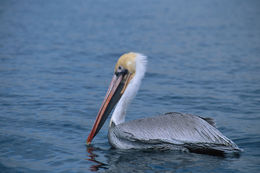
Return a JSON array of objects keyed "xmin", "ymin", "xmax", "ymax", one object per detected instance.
[{"xmin": 111, "ymin": 112, "xmax": 241, "ymax": 153}]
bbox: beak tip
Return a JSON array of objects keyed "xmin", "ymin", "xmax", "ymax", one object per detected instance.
[
  {"xmin": 86, "ymin": 140, "xmax": 91, "ymax": 145},
  {"xmin": 86, "ymin": 135, "xmax": 93, "ymax": 145}
]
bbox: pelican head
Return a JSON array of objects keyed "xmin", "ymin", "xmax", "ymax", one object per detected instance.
[{"xmin": 87, "ymin": 52, "xmax": 147, "ymax": 144}]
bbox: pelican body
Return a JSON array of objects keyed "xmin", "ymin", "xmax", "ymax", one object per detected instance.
[{"xmin": 87, "ymin": 52, "xmax": 241, "ymax": 155}]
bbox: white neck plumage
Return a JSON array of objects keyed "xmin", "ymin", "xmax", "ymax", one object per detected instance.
[{"xmin": 110, "ymin": 53, "xmax": 147, "ymax": 126}]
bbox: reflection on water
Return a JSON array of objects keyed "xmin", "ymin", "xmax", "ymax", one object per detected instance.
[
  {"xmin": 86, "ymin": 145, "xmax": 239, "ymax": 172},
  {"xmin": 86, "ymin": 146, "xmax": 108, "ymax": 172}
]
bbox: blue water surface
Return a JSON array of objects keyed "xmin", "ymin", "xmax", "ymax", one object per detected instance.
[{"xmin": 0, "ymin": 0, "xmax": 260, "ymax": 172}]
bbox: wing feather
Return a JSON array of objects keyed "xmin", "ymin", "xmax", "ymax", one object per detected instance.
[{"xmin": 111, "ymin": 112, "xmax": 240, "ymax": 152}]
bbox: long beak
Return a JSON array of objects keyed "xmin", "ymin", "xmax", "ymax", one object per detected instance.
[{"xmin": 87, "ymin": 73, "xmax": 129, "ymax": 145}]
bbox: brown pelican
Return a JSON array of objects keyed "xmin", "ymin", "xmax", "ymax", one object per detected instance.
[{"xmin": 87, "ymin": 52, "xmax": 241, "ymax": 155}]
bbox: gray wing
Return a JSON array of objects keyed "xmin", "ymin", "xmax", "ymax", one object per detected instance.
[{"xmin": 112, "ymin": 112, "xmax": 240, "ymax": 152}]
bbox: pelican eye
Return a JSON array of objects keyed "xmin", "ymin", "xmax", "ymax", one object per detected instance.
[
  {"xmin": 116, "ymin": 66, "xmax": 123, "ymax": 73},
  {"xmin": 115, "ymin": 66, "xmax": 128, "ymax": 76}
]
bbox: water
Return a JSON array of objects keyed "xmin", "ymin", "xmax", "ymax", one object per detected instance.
[{"xmin": 0, "ymin": 0, "xmax": 260, "ymax": 172}]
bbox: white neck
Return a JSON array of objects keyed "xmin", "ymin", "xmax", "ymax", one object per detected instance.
[{"xmin": 110, "ymin": 53, "xmax": 147, "ymax": 126}]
